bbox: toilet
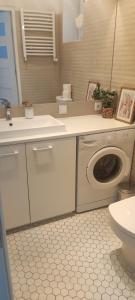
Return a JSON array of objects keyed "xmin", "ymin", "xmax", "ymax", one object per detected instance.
[{"xmin": 109, "ymin": 197, "xmax": 135, "ymax": 270}]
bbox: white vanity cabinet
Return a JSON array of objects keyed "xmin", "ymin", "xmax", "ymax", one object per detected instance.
[
  {"xmin": 0, "ymin": 144, "xmax": 30, "ymax": 230},
  {"xmin": 26, "ymin": 137, "xmax": 76, "ymax": 223}
]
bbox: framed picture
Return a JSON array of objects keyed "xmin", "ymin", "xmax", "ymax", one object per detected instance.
[
  {"xmin": 86, "ymin": 81, "xmax": 98, "ymax": 102},
  {"xmin": 116, "ymin": 88, "xmax": 135, "ymax": 123}
]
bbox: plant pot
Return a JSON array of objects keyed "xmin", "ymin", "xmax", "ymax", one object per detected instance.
[{"xmin": 102, "ymin": 107, "xmax": 114, "ymax": 118}]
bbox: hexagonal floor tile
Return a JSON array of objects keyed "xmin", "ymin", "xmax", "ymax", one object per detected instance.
[{"xmin": 7, "ymin": 208, "xmax": 135, "ymax": 300}]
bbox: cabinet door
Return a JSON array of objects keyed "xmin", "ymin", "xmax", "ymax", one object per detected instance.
[
  {"xmin": 0, "ymin": 144, "xmax": 30, "ymax": 229},
  {"xmin": 26, "ymin": 138, "xmax": 76, "ymax": 223}
]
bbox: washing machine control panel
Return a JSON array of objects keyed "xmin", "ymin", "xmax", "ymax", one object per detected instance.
[
  {"xmin": 108, "ymin": 129, "xmax": 134, "ymax": 142},
  {"xmin": 79, "ymin": 129, "xmax": 134, "ymax": 148}
]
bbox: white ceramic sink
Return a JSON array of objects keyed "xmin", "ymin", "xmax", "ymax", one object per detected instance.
[{"xmin": 0, "ymin": 115, "xmax": 66, "ymax": 139}]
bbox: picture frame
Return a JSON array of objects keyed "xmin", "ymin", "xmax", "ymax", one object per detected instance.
[
  {"xmin": 86, "ymin": 81, "xmax": 98, "ymax": 102},
  {"xmin": 116, "ymin": 88, "xmax": 135, "ymax": 124}
]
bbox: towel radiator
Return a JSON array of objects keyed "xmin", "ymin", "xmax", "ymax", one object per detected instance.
[{"xmin": 20, "ymin": 9, "xmax": 58, "ymax": 62}]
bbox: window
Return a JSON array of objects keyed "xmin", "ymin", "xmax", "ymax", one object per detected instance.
[{"xmin": 63, "ymin": 0, "xmax": 85, "ymax": 43}]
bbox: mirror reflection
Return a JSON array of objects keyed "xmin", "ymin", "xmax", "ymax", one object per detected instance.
[{"xmin": 0, "ymin": 0, "xmax": 117, "ymax": 106}]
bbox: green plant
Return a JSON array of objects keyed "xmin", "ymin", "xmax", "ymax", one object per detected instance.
[
  {"xmin": 92, "ymin": 84, "xmax": 117, "ymax": 108},
  {"xmin": 102, "ymin": 90, "xmax": 117, "ymax": 108},
  {"xmin": 92, "ymin": 83, "xmax": 103, "ymax": 100}
]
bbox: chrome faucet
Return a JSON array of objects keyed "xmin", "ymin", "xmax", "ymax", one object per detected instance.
[{"xmin": 0, "ymin": 98, "xmax": 12, "ymax": 121}]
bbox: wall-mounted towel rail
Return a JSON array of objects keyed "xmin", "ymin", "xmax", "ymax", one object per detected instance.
[{"xmin": 20, "ymin": 9, "xmax": 58, "ymax": 62}]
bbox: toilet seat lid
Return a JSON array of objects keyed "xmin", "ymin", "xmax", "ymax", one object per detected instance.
[{"xmin": 109, "ymin": 197, "xmax": 135, "ymax": 237}]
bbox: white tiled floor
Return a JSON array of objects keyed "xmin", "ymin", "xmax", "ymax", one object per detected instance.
[{"xmin": 7, "ymin": 208, "xmax": 135, "ymax": 300}]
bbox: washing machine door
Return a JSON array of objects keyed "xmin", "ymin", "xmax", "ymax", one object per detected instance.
[{"xmin": 87, "ymin": 147, "xmax": 130, "ymax": 189}]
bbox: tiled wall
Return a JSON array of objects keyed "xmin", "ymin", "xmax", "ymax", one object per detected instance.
[
  {"xmin": 0, "ymin": 0, "xmax": 114, "ymax": 117},
  {"xmin": 0, "ymin": 0, "xmax": 117, "ymax": 108},
  {"xmin": 111, "ymin": 0, "xmax": 135, "ymax": 180},
  {"xmin": 0, "ymin": 0, "xmax": 61, "ymax": 104},
  {"xmin": 131, "ymin": 145, "xmax": 135, "ymax": 183},
  {"xmin": 15, "ymin": 11, "xmax": 60, "ymax": 104},
  {"xmin": 60, "ymin": 0, "xmax": 117, "ymax": 102},
  {"xmin": 0, "ymin": 102, "xmax": 95, "ymax": 119},
  {"xmin": 111, "ymin": 0, "xmax": 135, "ymax": 92},
  {"xmin": 15, "ymin": 0, "xmax": 117, "ymax": 104},
  {"xmin": 0, "ymin": 0, "xmax": 62, "ymax": 12}
]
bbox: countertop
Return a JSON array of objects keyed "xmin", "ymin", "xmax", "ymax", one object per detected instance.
[{"xmin": 0, "ymin": 115, "xmax": 134, "ymax": 145}]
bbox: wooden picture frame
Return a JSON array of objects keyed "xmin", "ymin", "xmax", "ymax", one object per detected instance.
[
  {"xmin": 86, "ymin": 81, "xmax": 98, "ymax": 102},
  {"xmin": 116, "ymin": 88, "xmax": 135, "ymax": 124}
]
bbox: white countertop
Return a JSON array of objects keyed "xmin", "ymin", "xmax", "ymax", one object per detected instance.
[
  {"xmin": 60, "ymin": 115, "xmax": 134, "ymax": 134},
  {"xmin": 0, "ymin": 115, "xmax": 134, "ymax": 145}
]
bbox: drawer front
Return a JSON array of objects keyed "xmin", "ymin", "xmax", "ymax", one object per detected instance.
[
  {"xmin": 26, "ymin": 138, "xmax": 76, "ymax": 222},
  {"xmin": 0, "ymin": 144, "xmax": 30, "ymax": 229}
]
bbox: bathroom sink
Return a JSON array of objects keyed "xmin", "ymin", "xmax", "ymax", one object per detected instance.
[{"xmin": 0, "ymin": 115, "xmax": 66, "ymax": 139}]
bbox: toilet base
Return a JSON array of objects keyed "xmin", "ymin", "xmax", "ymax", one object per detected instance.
[{"xmin": 121, "ymin": 244, "xmax": 135, "ymax": 271}]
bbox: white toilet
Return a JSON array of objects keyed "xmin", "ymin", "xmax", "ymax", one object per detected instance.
[{"xmin": 109, "ymin": 197, "xmax": 135, "ymax": 270}]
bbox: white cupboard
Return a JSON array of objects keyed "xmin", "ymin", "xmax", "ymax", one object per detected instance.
[
  {"xmin": 0, "ymin": 144, "xmax": 30, "ymax": 230},
  {"xmin": 0, "ymin": 137, "xmax": 76, "ymax": 229},
  {"xmin": 26, "ymin": 137, "xmax": 76, "ymax": 223}
]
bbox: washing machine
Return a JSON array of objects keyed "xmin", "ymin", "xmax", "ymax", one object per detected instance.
[{"xmin": 76, "ymin": 129, "xmax": 135, "ymax": 213}]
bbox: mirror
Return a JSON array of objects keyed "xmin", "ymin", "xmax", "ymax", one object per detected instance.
[{"xmin": 0, "ymin": 0, "xmax": 118, "ymax": 106}]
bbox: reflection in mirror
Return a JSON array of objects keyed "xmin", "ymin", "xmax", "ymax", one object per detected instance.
[
  {"xmin": 0, "ymin": 10, "xmax": 21, "ymax": 106},
  {"xmin": 0, "ymin": 0, "xmax": 117, "ymax": 107},
  {"xmin": 63, "ymin": 0, "xmax": 85, "ymax": 43},
  {"xmin": 61, "ymin": 0, "xmax": 118, "ymax": 102},
  {"xmin": 111, "ymin": 0, "xmax": 135, "ymax": 93}
]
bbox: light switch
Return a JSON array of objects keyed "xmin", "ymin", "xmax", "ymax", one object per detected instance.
[{"xmin": 59, "ymin": 104, "xmax": 67, "ymax": 114}]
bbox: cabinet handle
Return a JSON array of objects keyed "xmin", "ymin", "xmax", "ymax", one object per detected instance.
[
  {"xmin": 81, "ymin": 141, "xmax": 97, "ymax": 147},
  {"xmin": 0, "ymin": 150, "xmax": 19, "ymax": 158},
  {"xmin": 32, "ymin": 145, "xmax": 53, "ymax": 152}
]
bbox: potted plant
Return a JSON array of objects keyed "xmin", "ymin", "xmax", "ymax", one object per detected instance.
[
  {"xmin": 102, "ymin": 90, "xmax": 117, "ymax": 118},
  {"xmin": 92, "ymin": 83, "xmax": 103, "ymax": 113},
  {"xmin": 92, "ymin": 85, "xmax": 117, "ymax": 118}
]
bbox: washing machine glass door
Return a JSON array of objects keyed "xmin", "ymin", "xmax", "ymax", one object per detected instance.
[{"xmin": 87, "ymin": 147, "xmax": 130, "ymax": 189}]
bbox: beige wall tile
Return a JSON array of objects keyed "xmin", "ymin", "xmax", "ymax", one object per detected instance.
[
  {"xmin": 0, "ymin": 102, "xmax": 95, "ymax": 119},
  {"xmin": 111, "ymin": 0, "xmax": 135, "ymax": 180},
  {"xmin": 111, "ymin": 0, "xmax": 135, "ymax": 92},
  {"xmin": 15, "ymin": 11, "xmax": 61, "ymax": 104},
  {"xmin": 60, "ymin": 0, "xmax": 117, "ymax": 102},
  {"xmin": 0, "ymin": 0, "xmax": 62, "ymax": 12},
  {"xmin": 131, "ymin": 144, "xmax": 135, "ymax": 183}
]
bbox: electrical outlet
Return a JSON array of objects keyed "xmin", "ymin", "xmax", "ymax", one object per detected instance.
[
  {"xmin": 94, "ymin": 101, "xmax": 102, "ymax": 112},
  {"xmin": 59, "ymin": 104, "xmax": 67, "ymax": 114}
]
